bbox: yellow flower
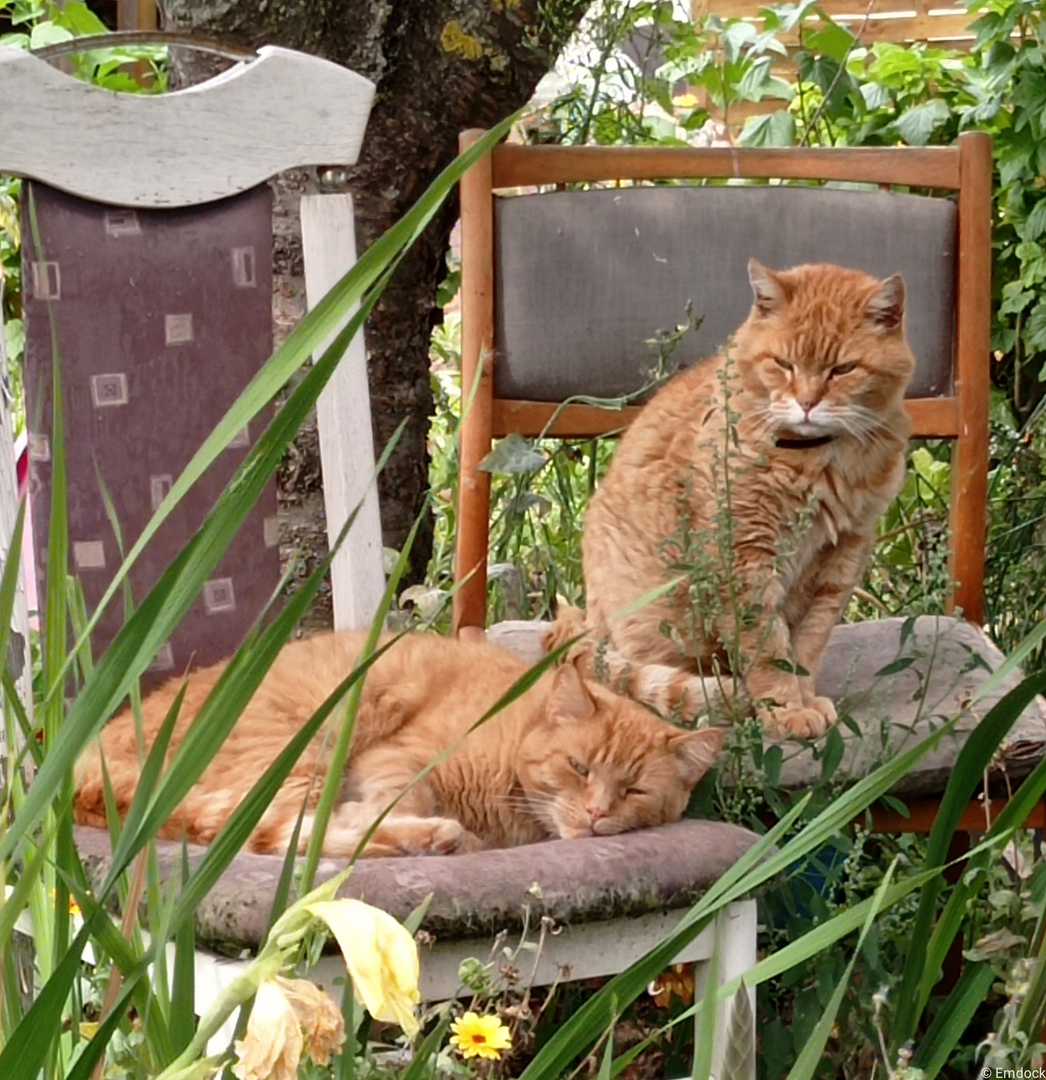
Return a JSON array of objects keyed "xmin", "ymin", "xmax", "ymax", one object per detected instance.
[
  {"xmin": 307, "ymin": 899, "xmax": 421, "ymax": 1037},
  {"xmin": 232, "ymin": 979, "xmax": 303, "ymax": 1080},
  {"xmin": 230, "ymin": 977, "xmax": 344, "ymax": 1080},
  {"xmin": 276, "ymin": 977, "xmax": 345, "ymax": 1065},
  {"xmin": 449, "ymin": 1011, "xmax": 512, "ymax": 1060}
]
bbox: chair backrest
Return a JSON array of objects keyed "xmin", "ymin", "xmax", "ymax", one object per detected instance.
[
  {"xmin": 1, "ymin": 43, "xmax": 380, "ymax": 684},
  {"xmin": 452, "ymin": 133, "xmax": 993, "ymax": 635}
]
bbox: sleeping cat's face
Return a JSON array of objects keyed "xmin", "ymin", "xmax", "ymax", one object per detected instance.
[
  {"xmin": 735, "ymin": 260, "xmax": 915, "ymax": 443},
  {"xmin": 516, "ymin": 663, "xmax": 724, "ymax": 840}
]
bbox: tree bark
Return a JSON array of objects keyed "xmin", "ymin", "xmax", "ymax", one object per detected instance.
[{"xmin": 160, "ymin": 0, "xmax": 589, "ymax": 587}]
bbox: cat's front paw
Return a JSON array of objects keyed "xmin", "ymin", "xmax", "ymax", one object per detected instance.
[
  {"xmin": 759, "ymin": 701, "xmax": 834, "ymax": 739},
  {"xmin": 377, "ymin": 818, "xmax": 483, "ymax": 856},
  {"xmin": 803, "ymin": 695, "xmax": 837, "ymax": 726}
]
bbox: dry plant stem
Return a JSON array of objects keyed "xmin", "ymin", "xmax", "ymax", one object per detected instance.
[
  {"xmin": 90, "ymin": 843, "xmax": 151, "ymax": 1080},
  {"xmin": 798, "ymin": 0, "xmax": 875, "ymax": 149}
]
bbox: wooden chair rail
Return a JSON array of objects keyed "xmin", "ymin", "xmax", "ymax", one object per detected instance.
[
  {"xmin": 490, "ymin": 143, "xmax": 962, "ymax": 191},
  {"xmin": 490, "ymin": 397, "xmax": 962, "ymax": 441},
  {"xmin": 867, "ymin": 795, "xmax": 1046, "ymax": 834},
  {"xmin": 454, "ymin": 131, "xmax": 993, "ymax": 634}
]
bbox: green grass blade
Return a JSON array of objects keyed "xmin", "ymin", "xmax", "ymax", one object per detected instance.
[
  {"xmin": 525, "ymin": 718, "xmax": 962, "ymax": 1080},
  {"xmin": 785, "ymin": 861, "xmax": 898, "ymax": 1080},
  {"xmin": 105, "ymin": 422, "xmax": 402, "ymax": 891},
  {"xmin": 0, "ymin": 914, "xmax": 96, "ymax": 1080},
  {"xmin": 918, "ymin": 745, "xmax": 1046, "ymax": 1018},
  {"xmin": 107, "ymin": 683, "xmax": 188, "ymax": 865},
  {"xmin": 913, "ymin": 961, "xmax": 995, "ymax": 1076},
  {"xmin": 893, "ymin": 670, "xmax": 1046, "ymax": 1045},
  {"xmin": 1, "ymin": 284, "xmax": 378, "ymax": 866},
  {"xmin": 0, "ymin": 499, "xmax": 26, "ymax": 680},
  {"xmin": 400, "ymin": 1010, "xmax": 455, "ymax": 1080},
  {"xmin": 300, "ymin": 509, "xmax": 420, "ymax": 890},
  {"xmin": 64, "ymin": 979, "xmax": 139, "ymax": 1080},
  {"xmin": 691, "ymin": 939, "xmax": 719, "ymax": 1080},
  {"xmin": 170, "ymin": 842, "xmax": 196, "ymax": 1055}
]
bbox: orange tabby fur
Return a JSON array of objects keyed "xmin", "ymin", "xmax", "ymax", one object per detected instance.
[
  {"xmin": 551, "ymin": 261, "xmax": 914, "ymax": 738},
  {"xmin": 74, "ymin": 631, "xmax": 724, "ymax": 857}
]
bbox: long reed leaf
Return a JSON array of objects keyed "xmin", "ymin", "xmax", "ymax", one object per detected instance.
[
  {"xmin": 913, "ymin": 961, "xmax": 995, "ymax": 1076},
  {"xmin": 893, "ymin": 670, "xmax": 1046, "ymax": 1045}
]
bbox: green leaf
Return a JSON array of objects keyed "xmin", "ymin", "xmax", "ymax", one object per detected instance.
[
  {"xmin": 739, "ymin": 110, "xmax": 795, "ymax": 147},
  {"xmin": 1022, "ymin": 300, "xmax": 1046, "ymax": 351},
  {"xmin": 802, "ymin": 21, "xmax": 855, "ymax": 64},
  {"xmin": 874, "ymin": 656, "xmax": 917, "ymax": 677},
  {"xmin": 478, "ymin": 432, "xmax": 548, "ymax": 475},
  {"xmin": 764, "ymin": 744, "xmax": 783, "ymax": 786},
  {"xmin": 785, "ymin": 861, "xmax": 898, "ymax": 1080},
  {"xmin": 913, "ymin": 963, "xmax": 996, "ymax": 1076},
  {"xmin": 819, "ymin": 726, "xmax": 845, "ymax": 783},
  {"xmin": 892, "ymin": 668, "xmax": 1046, "ymax": 1047},
  {"xmin": 1023, "ymin": 197, "xmax": 1046, "ymax": 241},
  {"xmin": 891, "ymin": 99, "xmax": 952, "ymax": 146}
]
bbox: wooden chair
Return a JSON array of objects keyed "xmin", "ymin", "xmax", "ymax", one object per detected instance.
[
  {"xmin": 1, "ymin": 41, "xmax": 759, "ymax": 1074},
  {"xmin": 450, "ymin": 131, "xmax": 1046, "ymax": 832}
]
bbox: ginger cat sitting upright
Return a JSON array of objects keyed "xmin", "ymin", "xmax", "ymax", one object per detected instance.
[
  {"xmin": 74, "ymin": 631, "xmax": 724, "ymax": 858},
  {"xmin": 550, "ymin": 260, "xmax": 915, "ymax": 739}
]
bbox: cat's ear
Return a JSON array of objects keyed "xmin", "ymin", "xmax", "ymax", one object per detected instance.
[
  {"xmin": 669, "ymin": 726, "xmax": 726, "ymax": 783},
  {"xmin": 548, "ymin": 661, "xmax": 596, "ymax": 723},
  {"xmin": 866, "ymin": 273, "xmax": 905, "ymax": 330},
  {"xmin": 748, "ymin": 258, "xmax": 787, "ymax": 315}
]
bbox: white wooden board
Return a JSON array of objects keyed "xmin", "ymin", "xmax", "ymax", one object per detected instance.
[
  {"xmin": 301, "ymin": 193, "xmax": 386, "ymax": 630},
  {"xmin": 0, "ymin": 45, "xmax": 375, "ymax": 207}
]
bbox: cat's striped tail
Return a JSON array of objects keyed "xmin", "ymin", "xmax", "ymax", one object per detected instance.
[{"xmin": 543, "ymin": 604, "xmax": 733, "ymax": 723}]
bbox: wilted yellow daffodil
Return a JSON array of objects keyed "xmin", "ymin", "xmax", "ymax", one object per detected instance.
[
  {"xmin": 232, "ymin": 979, "xmax": 304, "ymax": 1080},
  {"xmin": 307, "ymin": 898, "xmax": 420, "ymax": 1037},
  {"xmin": 449, "ymin": 1011, "xmax": 513, "ymax": 1060},
  {"xmin": 277, "ymin": 976, "xmax": 345, "ymax": 1065},
  {"xmin": 232, "ymin": 976, "xmax": 344, "ymax": 1080}
]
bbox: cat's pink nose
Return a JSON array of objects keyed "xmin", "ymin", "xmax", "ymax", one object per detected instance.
[{"xmin": 588, "ymin": 807, "xmax": 607, "ymax": 824}]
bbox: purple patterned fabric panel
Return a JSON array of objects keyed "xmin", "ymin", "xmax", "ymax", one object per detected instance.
[{"xmin": 23, "ymin": 182, "xmax": 280, "ymax": 689}]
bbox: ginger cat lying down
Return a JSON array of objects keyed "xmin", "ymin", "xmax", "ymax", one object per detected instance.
[
  {"xmin": 74, "ymin": 631, "xmax": 725, "ymax": 858},
  {"xmin": 548, "ymin": 260, "xmax": 915, "ymax": 739}
]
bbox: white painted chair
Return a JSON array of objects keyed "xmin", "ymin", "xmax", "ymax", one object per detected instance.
[{"xmin": 2, "ymin": 39, "xmax": 759, "ymax": 1078}]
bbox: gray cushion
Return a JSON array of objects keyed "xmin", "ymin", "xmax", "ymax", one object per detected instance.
[
  {"xmin": 494, "ymin": 185, "xmax": 956, "ymax": 402},
  {"xmin": 75, "ymin": 819, "xmax": 760, "ymax": 953}
]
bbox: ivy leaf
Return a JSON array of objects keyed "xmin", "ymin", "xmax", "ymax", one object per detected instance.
[
  {"xmin": 722, "ymin": 20, "xmax": 758, "ymax": 64},
  {"xmin": 802, "ymin": 21, "xmax": 855, "ymax": 64},
  {"xmin": 477, "ymin": 433, "xmax": 547, "ymax": 475},
  {"xmin": 738, "ymin": 57, "xmax": 794, "ymax": 102},
  {"xmin": 1013, "ymin": 68, "xmax": 1046, "ymax": 116},
  {"xmin": 999, "ymin": 283, "xmax": 1033, "ymax": 317},
  {"xmin": 739, "ymin": 110, "xmax": 796, "ymax": 147},
  {"xmin": 861, "ymin": 82, "xmax": 893, "ymax": 111},
  {"xmin": 1024, "ymin": 197, "xmax": 1046, "ymax": 241},
  {"xmin": 891, "ymin": 99, "xmax": 952, "ymax": 146}
]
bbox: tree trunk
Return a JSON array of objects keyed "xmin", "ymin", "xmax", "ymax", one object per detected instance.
[{"xmin": 160, "ymin": 0, "xmax": 589, "ymax": 589}]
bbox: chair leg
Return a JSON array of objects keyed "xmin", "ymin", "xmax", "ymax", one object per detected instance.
[{"xmin": 694, "ymin": 900, "xmax": 757, "ymax": 1080}]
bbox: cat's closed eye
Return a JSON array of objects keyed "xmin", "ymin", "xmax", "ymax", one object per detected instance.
[
  {"xmin": 772, "ymin": 356, "xmax": 793, "ymax": 371},
  {"xmin": 625, "ymin": 786, "xmax": 647, "ymax": 797},
  {"xmin": 829, "ymin": 361, "xmax": 858, "ymax": 377},
  {"xmin": 568, "ymin": 757, "xmax": 588, "ymax": 777}
]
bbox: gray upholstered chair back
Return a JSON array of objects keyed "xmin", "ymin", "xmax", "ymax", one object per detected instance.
[
  {"xmin": 452, "ymin": 133, "xmax": 993, "ymax": 635},
  {"xmin": 494, "ymin": 185, "xmax": 956, "ymax": 403}
]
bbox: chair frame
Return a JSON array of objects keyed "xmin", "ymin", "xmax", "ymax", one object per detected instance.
[{"xmin": 451, "ymin": 131, "xmax": 994, "ymax": 636}]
